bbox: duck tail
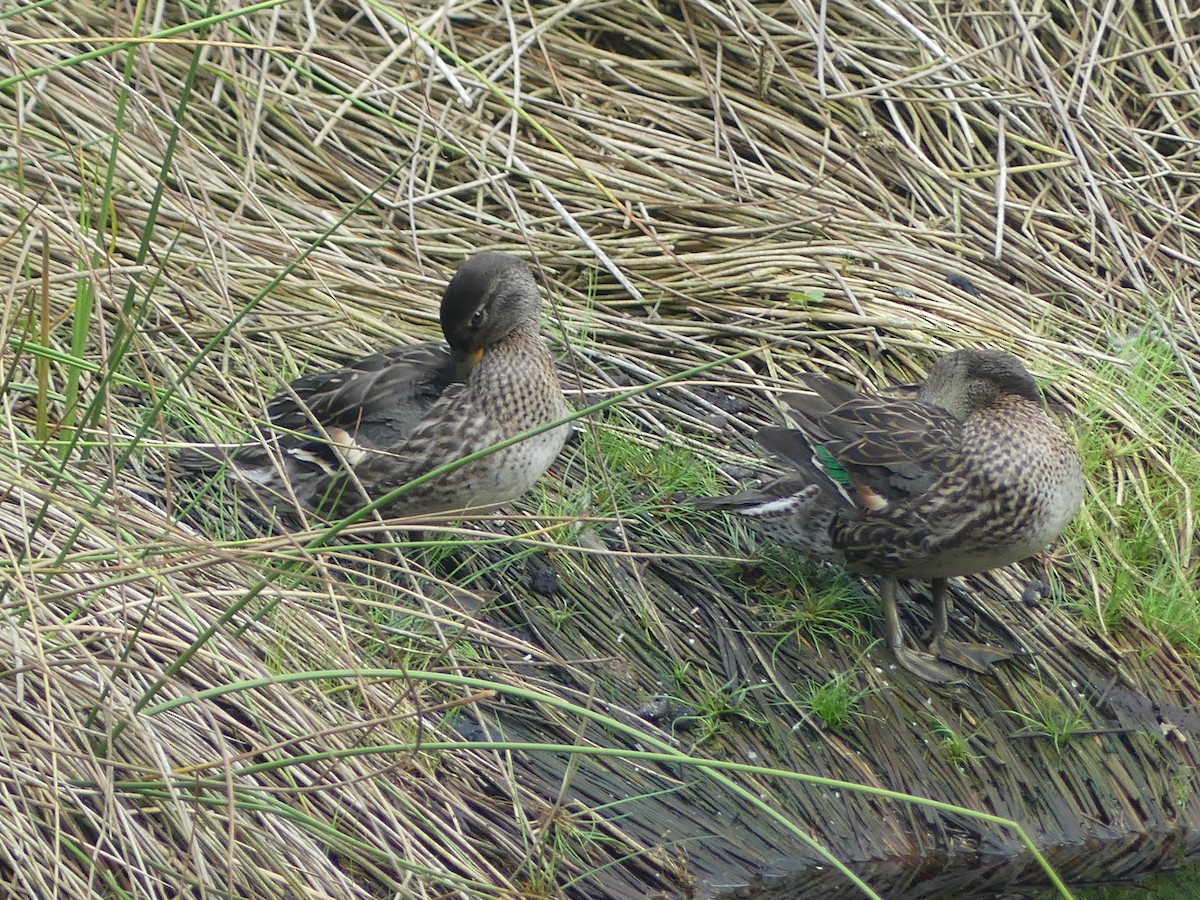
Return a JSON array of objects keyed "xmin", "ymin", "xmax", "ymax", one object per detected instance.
[
  {"xmin": 177, "ymin": 427, "xmax": 363, "ymax": 476},
  {"xmin": 755, "ymin": 426, "xmax": 823, "ymax": 481},
  {"xmin": 174, "ymin": 443, "xmax": 240, "ymax": 474},
  {"xmin": 173, "ymin": 441, "xmax": 286, "ymax": 490},
  {"xmin": 694, "ymin": 480, "xmax": 842, "ymax": 560},
  {"xmin": 692, "ymin": 488, "xmax": 770, "ymax": 513},
  {"xmin": 694, "ymin": 476, "xmax": 814, "ymax": 515}
]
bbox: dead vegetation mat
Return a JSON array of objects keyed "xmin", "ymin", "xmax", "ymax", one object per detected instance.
[{"xmin": 2, "ymin": 0, "xmax": 1200, "ymax": 897}]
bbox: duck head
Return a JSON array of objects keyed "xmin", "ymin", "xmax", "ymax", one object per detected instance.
[
  {"xmin": 918, "ymin": 348, "xmax": 1042, "ymax": 420},
  {"xmin": 440, "ymin": 252, "xmax": 543, "ymax": 366}
]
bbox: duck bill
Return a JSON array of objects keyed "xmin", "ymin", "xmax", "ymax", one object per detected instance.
[{"xmin": 452, "ymin": 346, "xmax": 486, "ymax": 381}]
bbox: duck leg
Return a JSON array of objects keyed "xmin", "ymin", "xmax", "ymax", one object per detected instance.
[
  {"xmin": 927, "ymin": 577, "xmax": 1013, "ymax": 674},
  {"xmin": 881, "ymin": 577, "xmax": 958, "ymax": 683}
]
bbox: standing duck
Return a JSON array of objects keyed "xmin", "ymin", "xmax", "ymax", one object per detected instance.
[
  {"xmin": 697, "ymin": 349, "xmax": 1084, "ymax": 682},
  {"xmin": 179, "ymin": 251, "xmax": 571, "ymax": 520}
]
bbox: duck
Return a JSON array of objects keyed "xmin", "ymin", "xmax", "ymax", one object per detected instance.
[
  {"xmin": 697, "ymin": 349, "xmax": 1084, "ymax": 682},
  {"xmin": 178, "ymin": 251, "xmax": 571, "ymax": 520}
]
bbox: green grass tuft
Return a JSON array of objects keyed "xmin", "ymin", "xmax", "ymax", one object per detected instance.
[
  {"xmin": 929, "ymin": 718, "xmax": 982, "ymax": 770},
  {"xmin": 575, "ymin": 409, "xmax": 720, "ymax": 516},
  {"xmin": 1007, "ymin": 693, "xmax": 1092, "ymax": 755},
  {"xmin": 1062, "ymin": 324, "xmax": 1200, "ymax": 657},
  {"xmin": 795, "ymin": 671, "xmax": 870, "ymax": 732},
  {"xmin": 683, "ymin": 675, "xmax": 769, "ymax": 744},
  {"xmin": 744, "ymin": 549, "xmax": 876, "ymax": 654}
]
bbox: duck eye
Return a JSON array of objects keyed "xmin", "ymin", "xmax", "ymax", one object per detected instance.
[{"xmin": 470, "ymin": 307, "xmax": 486, "ymax": 328}]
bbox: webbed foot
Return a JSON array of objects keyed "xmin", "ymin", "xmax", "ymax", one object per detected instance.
[
  {"xmin": 894, "ymin": 646, "xmax": 961, "ymax": 683},
  {"xmin": 933, "ymin": 638, "xmax": 1013, "ymax": 675}
]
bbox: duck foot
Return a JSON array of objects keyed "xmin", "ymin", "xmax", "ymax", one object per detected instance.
[
  {"xmin": 933, "ymin": 638, "xmax": 1013, "ymax": 675},
  {"xmin": 893, "ymin": 647, "xmax": 961, "ymax": 683}
]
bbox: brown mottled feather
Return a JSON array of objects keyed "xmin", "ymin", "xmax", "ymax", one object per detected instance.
[
  {"xmin": 697, "ymin": 348, "xmax": 1084, "ymax": 681},
  {"xmin": 266, "ymin": 343, "xmax": 469, "ymax": 441},
  {"xmin": 177, "ymin": 252, "xmax": 570, "ymax": 520},
  {"xmin": 703, "ymin": 349, "xmax": 1083, "ymax": 579}
]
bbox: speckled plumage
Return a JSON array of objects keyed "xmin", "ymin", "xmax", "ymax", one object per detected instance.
[
  {"xmin": 698, "ymin": 349, "xmax": 1084, "ymax": 681},
  {"xmin": 179, "ymin": 251, "xmax": 571, "ymax": 519}
]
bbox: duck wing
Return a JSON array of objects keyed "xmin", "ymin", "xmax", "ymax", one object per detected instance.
[
  {"xmin": 819, "ymin": 397, "xmax": 962, "ymax": 505},
  {"xmin": 176, "ymin": 342, "xmax": 467, "ymax": 477},
  {"xmin": 267, "ymin": 342, "xmax": 468, "ymax": 446},
  {"xmin": 760, "ymin": 376, "xmax": 963, "ymax": 511},
  {"xmin": 298, "ymin": 380, "xmax": 499, "ymax": 517}
]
